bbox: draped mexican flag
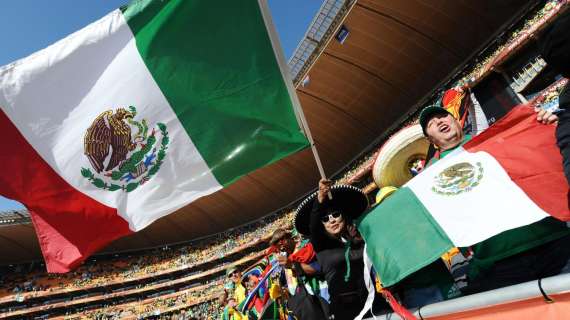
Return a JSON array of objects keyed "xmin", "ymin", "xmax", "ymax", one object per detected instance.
[
  {"xmin": 0, "ymin": 0, "xmax": 309, "ymax": 272},
  {"xmin": 358, "ymin": 107, "xmax": 570, "ymax": 287}
]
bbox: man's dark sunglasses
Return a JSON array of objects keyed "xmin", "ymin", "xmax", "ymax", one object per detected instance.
[{"xmin": 320, "ymin": 211, "xmax": 342, "ymax": 223}]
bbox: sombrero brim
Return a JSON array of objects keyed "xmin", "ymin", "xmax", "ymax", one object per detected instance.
[{"xmin": 294, "ymin": 185, "xmax": 369, "ymax": 236}]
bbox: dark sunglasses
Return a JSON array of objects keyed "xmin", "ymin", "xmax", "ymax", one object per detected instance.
[{"xmin": 320, "ymin": 211, "xmax": 342, "ymax": 223}]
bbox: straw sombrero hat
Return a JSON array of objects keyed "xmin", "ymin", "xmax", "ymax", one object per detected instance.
[
  {"xmin": 294, "ymin": 185, "xmax": 369, "ymax": 236},
  {"xmin": 372, "ymin": 124, "xmax": 429, "ymax": 188}
]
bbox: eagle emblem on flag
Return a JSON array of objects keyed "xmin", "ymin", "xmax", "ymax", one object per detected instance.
[
  {"xmin": 80, "ymin": 106, "xmax": 169, "ymax": 192},
  {"xmin": 432, "ymin": 162, "xmax": 483, "ymax": 196}
]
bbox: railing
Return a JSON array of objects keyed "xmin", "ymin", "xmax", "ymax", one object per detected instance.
[{"xmin": 369, "ymin": 273, "xmax": 570, "ymax": 320}]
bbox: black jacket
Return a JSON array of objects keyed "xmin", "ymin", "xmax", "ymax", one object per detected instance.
[{"xmin": 308, "ymin": 200, "xmax": 368, "ymax": 318}]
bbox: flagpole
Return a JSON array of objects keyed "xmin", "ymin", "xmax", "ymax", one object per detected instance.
[
  {"xmin": 290, "ymin": 95, "xmax": 329, "ymax": 182},
  {"xmin": 257, "ymin": 0, "xmax": 330, "ymax": 183},
  {"xmin": 287, "ymin": 92, "xmax": 334, "ymax": 199}
]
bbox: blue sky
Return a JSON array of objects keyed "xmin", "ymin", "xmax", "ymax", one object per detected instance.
[{"xmin": 0, "ymin": 0, "xmax": 323, "ymax": 211}]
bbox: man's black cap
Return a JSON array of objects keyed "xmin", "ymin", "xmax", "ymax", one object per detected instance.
[{"xmin": 419, "ymin": 106, "xmax": 452, "ymax": 136}]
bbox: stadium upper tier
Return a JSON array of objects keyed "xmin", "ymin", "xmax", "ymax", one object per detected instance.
[{"xmin": 0, "ymin": 0, "xmax": 540, "ymax": 263}]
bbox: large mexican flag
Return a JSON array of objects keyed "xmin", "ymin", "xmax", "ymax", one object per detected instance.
[
  {"xmin": 0, "ymin": 0, "xmax": 309, "ymax": 272},
  {"xmin": 358, "ymin": 107, "xmax": 570, "ymax": 287}
]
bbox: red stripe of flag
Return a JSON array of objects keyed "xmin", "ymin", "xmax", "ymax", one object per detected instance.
[
  {"xmin": 464, "ymin": 106, "xmax": 570, "ymax": 220},
  {"xmin": 0, "ymin": 109, "xmax": 132, "ymax": 272}
]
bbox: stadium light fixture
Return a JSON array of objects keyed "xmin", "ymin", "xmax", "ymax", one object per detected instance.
[{"xmin": 336, "ymin": 25, "xmax": 349, "ymax": 44}]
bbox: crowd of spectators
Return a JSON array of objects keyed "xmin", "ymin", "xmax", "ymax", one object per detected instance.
[
  {"xmin": 136, "ymin": 299, "xmax": 221, "ymax": 320},
  {"xmin": 0, "ymin": 211, "xmax": 296, "ymax": 318},
  {"xmin": 65, "ymin": 283, "xmax": 222, "ymax": 319},
  {"xmin": 458, "ymin": 0, "xmax": 565, "ymax": 86},
  {"xmin": 0, "ymin": 212, "xmax": 294, "ymax": 301}
]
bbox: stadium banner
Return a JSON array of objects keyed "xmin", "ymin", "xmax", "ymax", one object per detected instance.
[
  {"xmin": 357, "ymin": 107, "xmax": 570, "ymax": 287},
  {"xmin": 0, "ymin": 0, "xmax": 309, "ymax": 272}
]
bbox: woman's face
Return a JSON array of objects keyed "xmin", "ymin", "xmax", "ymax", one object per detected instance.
[{"xmin": 322, "ymin": 212, "xmax": 346, "ymax": 238}]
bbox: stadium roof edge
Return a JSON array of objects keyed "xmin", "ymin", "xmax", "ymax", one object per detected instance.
[
  {"xmin": 0, "ymin": 209, "xmax": 31, "ymax": 226},
  {"xmin": 287, "ymin": 0, "xmax": 354, "ymax": 85}
]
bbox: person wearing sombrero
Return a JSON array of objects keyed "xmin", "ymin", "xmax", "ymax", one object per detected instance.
[{"xmin": 295, "ymin": 179, "xmax": 370, "ymax": 320}]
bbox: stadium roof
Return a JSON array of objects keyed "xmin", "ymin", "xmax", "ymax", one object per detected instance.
[{"xmin": 0, "ymin": 0, "xmax": 537, "ymax": 264}]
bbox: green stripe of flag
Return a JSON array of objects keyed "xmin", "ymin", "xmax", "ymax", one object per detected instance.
[
  {"xmin": 122, "ymin": 0, "xmax": 309, "ymax": 185},
  {"xmin": 357, "ymin": 187, "xmax": 454, "ymax": 287}
]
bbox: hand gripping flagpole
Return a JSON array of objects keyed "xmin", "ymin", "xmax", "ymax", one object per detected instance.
[{"xmin": 257, "ymin": 0, "xmax": 331, "ymax": 190}]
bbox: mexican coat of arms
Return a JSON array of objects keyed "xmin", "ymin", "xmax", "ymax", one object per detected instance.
[
  {"xmin": 431, "ymin": 161, "xmax": 483, "ymax": 196},
  {"xmin": 81, "ymin": 106, "xmax": 169, "ymax": 192}
]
